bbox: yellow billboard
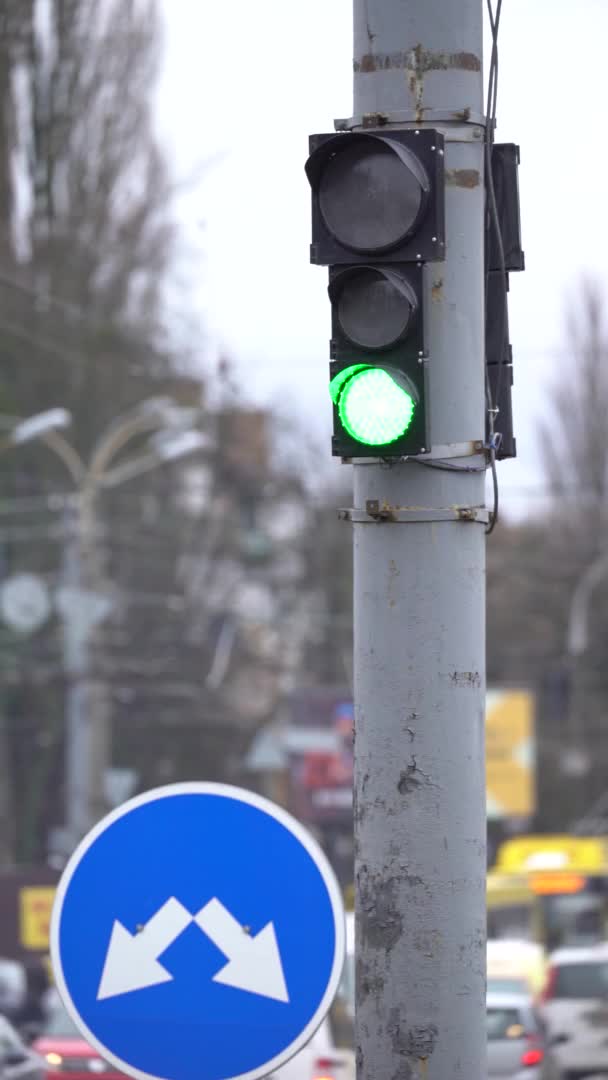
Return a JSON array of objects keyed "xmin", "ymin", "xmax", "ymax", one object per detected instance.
[
  {"xmin": 486, "ymin": 689, "xmax": 535, "ymax": 819},
  {"xmin": 19, "ymin": 886, "xmax": 55, "ymax": 950}
]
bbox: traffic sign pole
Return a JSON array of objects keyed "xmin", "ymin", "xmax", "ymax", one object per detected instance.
[{"xmin": 350, "ymin": 1, "xmax": 487, "ymax": 1078}]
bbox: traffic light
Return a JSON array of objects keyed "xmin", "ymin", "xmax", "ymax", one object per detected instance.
[
  {"xmin": 306, "ymin": 130, "xmax": 445, "ymax": 458},
  {"xmin": 486, "ymin": 270, "xmax": 515, "ymax": 459},
  {"xmin": 487, "ymin": 143, "xmax": 524, "ymax": 274},
  {"xmin": 485, "ymin": 143, "xmax": 524, "ymax": 460},
  {"xmin": 327, "ymin": 262, "xmax": 427, "ymax": 457}
]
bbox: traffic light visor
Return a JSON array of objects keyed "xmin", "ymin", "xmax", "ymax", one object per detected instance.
[
  {"xmin": 329, "ymin": 266, "xmax": 418, "ymax": 350},
  {"xmin": 330, "ymin": 365, "xmax": 416, "ymax": 447},
  {"xmin": 307, "ymin": 135, "xmax": 430, "ymax": 255}
]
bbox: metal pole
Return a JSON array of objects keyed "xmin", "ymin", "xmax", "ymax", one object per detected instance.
[
  {"xmin": 567, "ymin": 552, "xmax": 608, "ymax": 660},
  {"xmin": 63, "ymin": 500, "xmax": 86, "ymax": 846},
  {"xmin": 61, "ymin": 488, "xmax": 112, "ymax": 847},
  {"xmin": 59, "ymin": 410, "xmax": 203, "ymax": 848},
  {"xmin": 351, "ymin": 3, "xmax": 487, "ymax": 1078},
  {"xmin": 562, "ymin": 553, "xmax": 608, "ymax": 819},
  {"xmin": 77, "ymin": 485, "xmax": 110, "ymax": 830}
]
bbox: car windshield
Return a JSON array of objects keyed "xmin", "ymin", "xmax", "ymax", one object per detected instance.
[
  {"xmin": 486, "ymin": 1007, "xmax": 527, "ymax": 1041},
  {"xmin": 553, "ymin": 961, "xmax": 608, "ymax": 999},
  {"xmin": 487, "ymin": 976, "xmax": 529, "ymax": 996},
  {"xmin": 543, "ymin": 892, "xmax": 605, "ymax": 949},
  {"xmin": 487, "ymin": 906, "xmax": 533, "ymax": 941},
  {"xmin": 43, "ymin": 1005, "xmax": 82, "ymax": 1038}
]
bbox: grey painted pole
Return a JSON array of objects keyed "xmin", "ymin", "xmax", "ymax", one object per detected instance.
[
  {"xmin": 61, "ymin": 491, "xmax": 111, "ymax": 848},
  {"xmin": 351, "ymin": 2, "xmax": 487, "ymax": 1078}
]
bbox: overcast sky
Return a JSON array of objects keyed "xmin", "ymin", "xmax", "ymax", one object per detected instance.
[{"xmin": 156, "ymin": 1, "xmax": 608, "ymax": 517}]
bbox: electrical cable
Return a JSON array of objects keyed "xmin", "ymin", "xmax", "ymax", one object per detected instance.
[
  {"xmin": 0, "ymin": 269, "xmax": 92, "ymax": 322},
  {"xmin": 0, "ymin": 317, "xmax": 83, "ymax": 362}
]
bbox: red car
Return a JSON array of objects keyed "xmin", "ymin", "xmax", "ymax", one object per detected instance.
[{"xmin": 32, "ymin": 1003, "xmax": 125, "ymax": 1080}]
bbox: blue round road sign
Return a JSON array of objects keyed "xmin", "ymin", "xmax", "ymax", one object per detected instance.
[{"xmin": 51, "ymin": 784, "xmax": 345, "ymax": 1080}]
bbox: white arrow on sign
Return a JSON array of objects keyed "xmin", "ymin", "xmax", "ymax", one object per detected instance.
[
  {"xmin": 195, "ymin": 898, "xmax": 289, "ymax": 1004},
  {"xmin": 96, "ymin": 896, "xmax": 289, "ymax": 1004},
  {"xmin": 97, "ymin": 897, "xmax": 191, "ymax": 1000}
]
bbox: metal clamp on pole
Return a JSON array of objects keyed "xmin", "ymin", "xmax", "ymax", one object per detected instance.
[
  {"xmin": 339, "ymin": 501, "xmax": 489, "ymax": 524},
  {"xmin": 334, "ymin": 108, "xmax": 488, "ymax": 130},
  {"xmin": 350, "ymin": 440, "xmax": 486, "ymax": 465}
]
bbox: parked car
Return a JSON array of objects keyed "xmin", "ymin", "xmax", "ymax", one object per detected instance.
[
  {"xmin": 487, "ymin": 939, "xmax": 547, "ymax": 998},
  {"xmin": 275, "ymin": 912, "xmax": 354, "ymax": 1080},
  {"xmin": 31, "ymin": 1004, "xmax": 124, "ymax": 1080},
  {"xmin": 486, "ymin": 992, "xmax": 560, "ymax": 1079},
  {"xmin": 488, "ymin": 976, "xmax": 532, "ymax": 998},
  {"xmin": 538, "ymin": 944, "xmax": 608, "ymax": 1078},
  {"xmin": 0, "ymin": 1014, "xmax": 44, "ymax": 1080}
]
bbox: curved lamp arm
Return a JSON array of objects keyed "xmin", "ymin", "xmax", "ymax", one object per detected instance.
[
  {"xmin": 0, "ymin": 410, "xmax": 85, "ymax": 487},
  {"xmin": 567, "ymin": 551, "xmax": 608, "ymax": 657}
]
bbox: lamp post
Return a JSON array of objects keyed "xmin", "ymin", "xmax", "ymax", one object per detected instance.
[
  {"xmin": 0, "ymin": 408, "xmax": 74, "ymax": 866},
  {"xmin": 563, "ymin": 553, "xmax": 608, "ymax": 819},
  {"xmin": 7, "ymin": 401, "xmax": 208, "ymax": 849},
  {"xmin": 566, "ymin": 553, "xmax": 608, "ymax": 660},
  {"xmin": 0, "ymin": 408, "xmax": 72, "ymax": 449}
]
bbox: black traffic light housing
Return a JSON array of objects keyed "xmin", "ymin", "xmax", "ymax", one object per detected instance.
[
  {"xmin": 485, "ymin": 143, "xmax": 524, "ymax": 460},
  {"xmin": 306, "ymin": 130, "xmax": 445, "ymax": 266},
  {"xmin": 329, "ymin": 263, "xmax": 428, "ymax": 458},
  {"xmin": 487, "ymin": 143, "xmax": 524, "ymax": 273},
  {"xmin": 486, "ymin": 271, "xmax": 515, "ymax": 460},
  {"xmin": 306, "ymin": 127, "xmax": 445, "ymax": 459}
]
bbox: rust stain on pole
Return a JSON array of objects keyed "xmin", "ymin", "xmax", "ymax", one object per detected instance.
[
  {"xmin": 354, "ymin": 47, "xmax": 481, "ymax": 73},
  {"xmin": 445, "ymin": 169, "xmax": 480, "ymax": 188},
  {"xmin": 387, "ymin": 1009, "xmax": 438, "ymax": 1076}
]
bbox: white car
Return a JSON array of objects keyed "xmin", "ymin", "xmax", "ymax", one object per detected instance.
[
  {"xmin": 486, "ymin": 992, "xmax": 561, "ymax": 1079},
  {"xmin": 275, "ymin": 913, "xmax": 354, "ymax": 1080},
  {"xmin": 487, "ymin": 938, "xmax": 547, "ymax": 998},
  {"xmin": 538, "ymin": 943, "xmax": 608, "ymax": 1077}
]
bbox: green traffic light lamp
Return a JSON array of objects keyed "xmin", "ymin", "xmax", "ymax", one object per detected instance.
[
  {"xmin": 330, "ymin": 365, "xmax": 417, "ymax": 448},
  {"xmin": 328, "ymin": 264, "xmax": 428, "ymax": 458}
]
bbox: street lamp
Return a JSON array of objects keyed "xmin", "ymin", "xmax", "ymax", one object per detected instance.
[
  {"xmin": 566, "ymin": 552, "xmax": 608, "ymax": 658},
  {"xmin": 0, "ymin": 408, "xmax": 72, "ymax": 449},
  {"xmin": 8, "ymin": 399, "xmax": 207, "ymax": 849},
  {"xmin": 100, "ymin": 430, "xmax": 210, "ymax": 488},
  {"xmin": 562, "ymin": 552, "xmax": 608, "ymax": 817}
]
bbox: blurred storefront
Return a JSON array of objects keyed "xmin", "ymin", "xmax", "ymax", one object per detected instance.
[{"xmin": 248, "ymin": 686, "xmax": 536, "ymax": 884}]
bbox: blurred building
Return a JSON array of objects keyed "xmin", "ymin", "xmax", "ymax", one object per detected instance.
[
  {"xmin": 247, "ymin": 687, "xmax": 354, "ymax": 888},
  {"xmin": 249, "ymin": 686, "xmax": 536, "ymax": 882}
]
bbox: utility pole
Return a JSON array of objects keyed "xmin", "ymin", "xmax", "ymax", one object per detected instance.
[
  {"xmin": 350, "ymin": 2, "xmax": 486, "ymax": 1078},
  {"xmin": 0, "ymin": 410, "xmax": 72, "ymax": 864},
  {"xmin": 58, "ymin": 492, "xmax": 114, "ymax": 846},
  {"xmin": 562, "ymin": 552, "xmax": 608, "ymax": 818},
  {"xmin": 36, "ymin": 403, "xmax": 207, "ymax": 853}
]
